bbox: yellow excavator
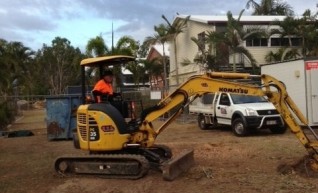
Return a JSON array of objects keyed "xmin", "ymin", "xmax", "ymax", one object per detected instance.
[{"xmin": 55, "ymin": 55, "xmax": 318, "ymax": 180}]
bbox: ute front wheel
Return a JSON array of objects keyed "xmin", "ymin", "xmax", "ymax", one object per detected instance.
[{"xmin": 232, "ymin": 118, "xmax": 249, "ymax": 137}]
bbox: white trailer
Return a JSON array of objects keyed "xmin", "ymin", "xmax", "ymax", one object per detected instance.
[{"xmin": 261, "ymin": 59, "xmax": 318, "ymax": 126}]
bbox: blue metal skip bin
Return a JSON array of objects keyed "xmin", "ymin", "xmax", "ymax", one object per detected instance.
[{"xmin": 46, "ymin": 95, "xmax": 81, "ymax": 140}]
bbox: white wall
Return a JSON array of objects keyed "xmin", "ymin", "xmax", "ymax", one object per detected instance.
[
  {"xmin": 169, "ymin": 20, "xmax": 212, "ymax": 87},
  {"xmin": 261, "ymin": 60, "xmax": 308, "ymax": 124}
]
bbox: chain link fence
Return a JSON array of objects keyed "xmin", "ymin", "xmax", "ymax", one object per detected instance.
[{"xmin": 0, "ymin": 88, "xmax": 197, "ymax": 132}]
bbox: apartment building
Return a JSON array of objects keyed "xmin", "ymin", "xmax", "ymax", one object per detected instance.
[{"xmin": 168, "ymin": 15, "xmax": 301, "ymax": 89}]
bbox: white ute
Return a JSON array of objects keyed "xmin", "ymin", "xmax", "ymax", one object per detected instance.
[{"xmin": 189, "ymin": 92, "xmax": 286, "ymax": 136}]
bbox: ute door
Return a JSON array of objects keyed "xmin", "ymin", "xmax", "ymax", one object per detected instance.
[{"xmin": 215, "ymin": 93, "xmax": 232, "ymax": 125}]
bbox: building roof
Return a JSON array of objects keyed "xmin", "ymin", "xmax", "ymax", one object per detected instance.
[
  {"xmin": 146, "ymin": 44, "xmax": 170, "ymax": 61},
  {"xmin": 176, "ymin": 15, "xmax": 287, "ymax": 24},
  {"xmin": 151, "ymin": 44, "xmax": 170, "ymax": 56}
]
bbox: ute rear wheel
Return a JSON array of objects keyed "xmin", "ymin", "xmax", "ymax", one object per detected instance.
[
  {"xmin": 198, "ymin": 114, "xmax": 209, "ymax": 130},
  {"xmin": 232, "ymin": 118, "xmax": 249, "ymax": 137}
]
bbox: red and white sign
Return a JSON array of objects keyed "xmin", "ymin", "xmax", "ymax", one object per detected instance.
[{"xmin": 306, "ymin": 61, "xmax": 318, "ymax": 70}]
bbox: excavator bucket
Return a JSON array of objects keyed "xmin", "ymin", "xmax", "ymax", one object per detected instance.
[{"xmin": 161, "ymin": 149, "xmax": 195, "ymax": 181}]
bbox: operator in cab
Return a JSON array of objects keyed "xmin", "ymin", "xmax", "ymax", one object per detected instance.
[{"xmin": 92, "ymin": 69, "xmax": 119, "ymax": 103}]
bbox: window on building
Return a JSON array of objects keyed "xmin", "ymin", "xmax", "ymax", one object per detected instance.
[
  {"xmin": 270, "ymin": 37, "xmax": 301, "ymax": 47},
  {"xmin": 197, "ymin": 32, "xmax": 206, "ymax": 51},
  {"xmin": 271, "ymin": 38, "xmax": 281, "ymax": 46},
  {"xmin": 291, "ymin": 38, "xmax": 301, "ymax": 46},
  {"xmin": 246, "ymin": 38, "xmax": 267, "ymax": 47},
  {"xmin": 281, "ymin": 38, "xmax": 289, "ymax": 46}
]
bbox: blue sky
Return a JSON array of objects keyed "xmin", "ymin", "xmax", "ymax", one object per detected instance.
[{"xmin": 0, "ymin": 0, "xmax": 317, "ymax": 51}]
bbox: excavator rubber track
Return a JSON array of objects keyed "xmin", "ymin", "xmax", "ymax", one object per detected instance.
[{"xmin": 54, "ymin": 154, "xmax": 150, "ymax": 179}]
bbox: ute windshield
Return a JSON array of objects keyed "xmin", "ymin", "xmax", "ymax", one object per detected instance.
[{"xmin": 231, "ymin": 94, "xmax": 268, "ymax": 104}]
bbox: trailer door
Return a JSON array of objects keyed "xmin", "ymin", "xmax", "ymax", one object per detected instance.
[
  {"xmin": 306, "ymin": 61, "xmax": 318, "ymax": 123},
  {"xmin": 310, "ymin": 69, "xmax": 318, "ymax": 123}
]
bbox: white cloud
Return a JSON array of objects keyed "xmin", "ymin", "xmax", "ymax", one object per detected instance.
[{"xmin": 0, "ymin": 0, "xmax": 316, "ymax": 50}]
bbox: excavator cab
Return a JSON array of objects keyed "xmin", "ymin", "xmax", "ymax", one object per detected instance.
[
  {"xmin": 81, "ymin": 55, "xmax": 138, "ymax": 118},
  {"xmin": 76, "ymin": 54, "xmax": 141, "ymax": 140}
]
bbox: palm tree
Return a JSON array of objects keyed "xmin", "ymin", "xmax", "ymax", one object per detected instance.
[
  {"xmin": 140, "ymin": 58, "xmax": 163, "ymax": 89},
  {"xmin": 86, "ymin": 35, "xmax": 110, "ymax": 57},
  {"xmin": 145, "ymin": 24, "xmax": 170, "ymax": 94},
  {"xmin": 125, "ymin": 62, "xmax": 143, "ymax": 89},
  {"xmin": 162, "ymin": 15, "xmax": 190, "ymax": 85},
  {"xmin": 110, "ymin": 36, "xmax": 139, "ymax": 87},
  {"xmin": 205, "ymin": 10, "xmax": 263, "ymax": 72},
  {"xmin": 265, "ymin": 47, "xmax": 300, "ymax": 63},
  {"xmin": 85, "ymin": 35, "xmax": 139, "ymax": 88},
  {"xmin": 271, "ymin": 16, "xmax": 298, "ymax": 47},
  {"xmin": 1, "ymin": 41, "xmax": 35, "ymax": 96},
  {"xmin": 246, "ymin": 0, "xmax": 294, "ymax": 16},
  {"xmin": 0, "ymin": 39, "xmax": 10, "ymax": 98},
  {"xmin": 86, "ymin": 35, "xmax": 138, "ymax": 57},
  {"xmin": 111, "ymin": 36, "xmax": 139, "ymax": 56},
  {"xmin": 270, "ymin": 10, "xmax": 318, "ymax": 59},
  {"xmin": 191, "ymin": 34, "xmax": 229, "ymax": 72},
  {"xmin": 297, "ymin": 10, "xmax": 318, "ymax": 57}
]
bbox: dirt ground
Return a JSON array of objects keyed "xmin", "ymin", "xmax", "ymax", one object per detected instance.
[{"xmin": 1, "ymin": 109, "xmax": 318, "ymax": 193}]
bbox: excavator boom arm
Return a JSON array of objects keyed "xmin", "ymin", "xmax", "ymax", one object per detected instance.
[{"xmin": 139, "ymin": 72, "xmax": 318, "ymax": 170}]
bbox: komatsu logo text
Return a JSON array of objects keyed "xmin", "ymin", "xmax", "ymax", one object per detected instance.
[{"xmin": 219, "ymin": 87, "xmax": 248, "ymax": 94}]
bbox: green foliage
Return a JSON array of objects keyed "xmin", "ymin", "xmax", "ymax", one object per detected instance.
[
  {"xmin": 84, "ymin": 35, "xmax": 140, "ymax": 88},
  {"xmin": 193, "ymin": 10, "xmax": 261, "ymax": 73},
  {"xmin": 246, "ymin": 0, "xmax": 294, "ymax": 16},
  {"xmin": 0, "ymin": 39, "xmax": 35, "ymax": 97},
  {"xmin": 267, "ymin": 10, "xmax": 318, "ymax": 60},
  {"xmin": 86, "ymin": 35, "xmax": 109, "ymax": 57},
  {"xmin": 0, "ymin": 100, "xmax": 14, "ymax": 130},
  {"xmin": 34, "ymin": 37, "xmax": 83, "ymax": 95},
  {"xmin": 137, "ymin": 41, "xmax": 151, "ymax": 58},
  {"xmin": 265, "ymin": 48, "xmax": 301, "ymax": 63},
  {"xmin": 144, "ymin": 23, "xmax": 171, "ymax": 89}
]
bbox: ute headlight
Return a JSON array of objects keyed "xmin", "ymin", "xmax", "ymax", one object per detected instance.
[{"xmin": 246, "ymin": 108, "xmax": 258, "ymax": 116}]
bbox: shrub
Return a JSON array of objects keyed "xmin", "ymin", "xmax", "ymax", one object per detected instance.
[{"xmin": 0, "ymin": 101, "xmax": 15, "ymax": 130}]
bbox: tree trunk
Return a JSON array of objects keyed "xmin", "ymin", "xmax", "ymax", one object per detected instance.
[
  {"xmin": 174, "ymin": 37, "xmax": 179, "ymax": 86},
  {"xmin": 233, "ymin": 52, "xmax": 236, "ymax": 72},
  {"xmin": 162, "ymin": 44, "xmax": 167, "ymax": 97}
]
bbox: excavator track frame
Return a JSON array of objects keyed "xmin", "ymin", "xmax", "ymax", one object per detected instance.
[
  {"xmin": 55, "ymin": 145, "xmax": 194, "ymax": 180},
  {"xmin": 55, "ymin": 154, "xmax": 150, "ymax": 179}
]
